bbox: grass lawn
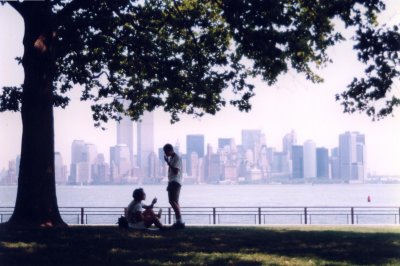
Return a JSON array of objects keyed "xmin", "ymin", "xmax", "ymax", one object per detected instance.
[{"xmin": 0, "ymin": 225, "xmax": 399, "ymax": 265}]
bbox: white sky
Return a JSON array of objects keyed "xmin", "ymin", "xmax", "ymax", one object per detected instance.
[{"xmin": 1, "ymin": 1, "xmax": 400, "ymax": 175}]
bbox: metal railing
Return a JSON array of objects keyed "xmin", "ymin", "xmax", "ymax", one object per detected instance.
[{"xmin": 1, "ymin": 206, "xmax": 400, "ymax": 225}]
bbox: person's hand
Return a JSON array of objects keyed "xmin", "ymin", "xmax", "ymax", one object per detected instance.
[
  {"xmin": 152, "ymin": 197, "xmax": 157, "ymax": 205},
  {"xmin": 164, "ymin": 155, "xmax": 169, "ymax": 163}
]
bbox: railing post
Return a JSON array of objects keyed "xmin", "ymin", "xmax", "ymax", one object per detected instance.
[
  {"xmin": 168, "ymin": 208, "xmax": 172, "ymax": 224},
  {"xmin": 304, "ymin": 207, "xmax": 307, "ymax": 224},
  {"xmin": 80, "ymin": 207, "xmax": 84, "ymax": 224},
  {"xmin": 213, "ymin": 208, "xmax": 216, "ymax": 224},
  {"xmin": 351, "ymin": 207, "xmax": 354, "ymax": 224},
  {"xmin": 258, "ymin": 208, "xmax": 261, "ymax": 224}
]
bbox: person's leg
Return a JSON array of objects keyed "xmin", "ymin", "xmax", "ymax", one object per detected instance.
[
  {"xmin": 168, "ymin": 182, "xmax": 183, "ymax": 223},
  {"xmin": 143, "ymin": 209, "xmax": 163, "ymax": 228},
  {"xmin": 169, "ymin": 200, "xmax": 181, "ymax": 220}
]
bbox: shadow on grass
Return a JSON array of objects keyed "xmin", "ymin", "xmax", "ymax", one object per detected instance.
[{"xmin": 0, "ymin": 225, "xmax": 399, "ymax": 265}]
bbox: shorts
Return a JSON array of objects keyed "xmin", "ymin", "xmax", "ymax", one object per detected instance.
[
  {"xmin": 128, "ymin": 221, "xmax": 146, "ymax": 229},
  {"xmin": 167, "ymin": 181, "xmax": 181, "ymax": 203}
]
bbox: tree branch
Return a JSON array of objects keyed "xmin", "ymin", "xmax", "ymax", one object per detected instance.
[{"xmin": 54, "ymin": 0, "xmax": 91, "ymax": 27}]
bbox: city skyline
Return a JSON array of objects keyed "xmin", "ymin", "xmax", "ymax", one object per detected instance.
[
  {"xmin": 0, "ymin": 126, "xmax": 373, "ymax": 185},
  {"xmin": 1, "ymin": 1, "xmax": 400, "ymax": 176}
]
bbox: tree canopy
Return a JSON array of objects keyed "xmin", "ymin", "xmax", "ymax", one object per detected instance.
[{"xmin": 1, "ymin": 0, "xmax": 398, "ymax": 122}]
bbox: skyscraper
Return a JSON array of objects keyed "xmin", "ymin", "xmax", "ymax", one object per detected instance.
[
  {"xmin": 218, "ymin": 138, "xmax": 233, "ymax": 149},
  {"xmin": 110, "ymin": 144, "xmax": 131, "ymax": 183},
  {"xmin": 339, "ymin": 132, "xmax": 366, "ymax": 181},
  {"xmin": 116, "ymin": 115, "xmax": 133, "ymax": 163},
  {"xmin": 303, "ymin": 140, "xmax": 316, "ymax": 179},
  {"xmin": 55, "ymin": 152, "xmax": 67, "ymax": 184},
  {"xmin": 137, "ymin": 111, "xmax": 155, "ymax": 179},
  {"xmin": 241, "ymin": 129, "xmax": 262, "ymax": 152},
  {"xmin": 69, "ymin": 140, "xmax": 85, "ymax": 184},
  {"xmin": 330, "ymin": 147, "xmax": 340, "ymax": 179},
  {"xmin": 316, "ymin": 147, "xmax": 329, "ymax": 178},
  {"xmin": 283, "ymin": 130, "xmax": 297, "ymax": 158},
  {"xmin": 69, "ymin": 140, "xmax": 98, "ymax": 184},
  {"xmin": 186, "ymin": 134, "xmax": 205, "ymax": 176},
  {"xmin": 292, "ymin": 145, "xmax": 304, "ymax": 179}
]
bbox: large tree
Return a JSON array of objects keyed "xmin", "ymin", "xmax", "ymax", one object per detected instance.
[{"xmin": 0, "ymin": 0, "xmax": 398, "ymax": 226}]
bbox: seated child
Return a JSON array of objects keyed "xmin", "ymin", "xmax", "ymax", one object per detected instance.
[{"xmin": 127, "ymin": 188, "xmax": 164, "ymax": 229}]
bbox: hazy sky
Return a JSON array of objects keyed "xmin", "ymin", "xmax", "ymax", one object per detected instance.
[{"xmin": 1, "ymin": 2, "xmax": 400, "ymax": 175}]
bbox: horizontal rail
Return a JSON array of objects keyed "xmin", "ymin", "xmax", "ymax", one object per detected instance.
[{"xmin": 1, "ymin": 206, "xmax": 399, "ymax": 225}]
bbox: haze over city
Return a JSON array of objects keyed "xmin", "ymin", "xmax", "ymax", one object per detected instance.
[{"xmin": 1, "ymin": 1, "xmax": 400, "ymax": 176}]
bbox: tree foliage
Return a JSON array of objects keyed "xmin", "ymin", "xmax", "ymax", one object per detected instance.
[{"xmin": 1, "ymin": 0, "xmax": 398, "ymax": 122}]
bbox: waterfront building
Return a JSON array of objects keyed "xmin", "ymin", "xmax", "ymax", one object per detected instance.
[
  {"xmin": 137, "ymin": 111, "xmax": 155, "ymax": 178},
  {"xmin": 283, "ymin": 130, "xmax": 297, "ymax": 158},
  {"xmin": 330, "ymin": 147, "xmax": 340, "ymax": 179},
  {"xmin": 3, "ymin": 160, "xmax": 17, "ymax": 185},
  {"xmin": 55, "ymin": 152, "xmax": 67, "ymax": 184},
  {"xmin": 292, "ymin": 145, "xmax": 304, "ymax": 179},
  {"xmin": 339, "ymin": 132, "xmax": 366, "ymax": 181},
  {"xmin": 316, "ymin": 147, "xmax": 329, "ymax": 178},
  {"xmin": 241, "ymin": 129, "xmax": 265, "ymax": 164},
  {"xmin": 116, "ymin": 115, "xmax": 134, "ymax": 164},
  {"xmin": 303, "ymin": 140, "xmax": 316, "ymax": 179},
  {"xmin": 110, "ymin": 144, "xmax": 131, "ymax": 183},
  {"xmin": 241, "ymin": 129, "xmax": 262, "ymax": 151},
  {"xmin": 69, "ymin": 140, "xmax": 85, "ymax": 184},
  {"xmin": 91, "ymin": 154, "xmax": 110, "ymax": 184},
  {"xmin": 69, "ymin": 140, "xmax": 97, "ymax": 184},
  {"xmin": 144, "ymin": 151, "xmax": 159, "ymax": 184},
  {"xmin": 16, "ymin": 155, "xmax": 20, "ymax": 177},
  {"xmin": 186, "ymin": 134, "xmax": 205, "ymax": 175},
  {"xmin": 270, "ymin": 151, "xmax": 290, "ymax": 177},
  {"xmin": 218, "ymin": 138, "xmax": 233, "ymax": 149},
  {"xmin": 223, "ymin": 161, "xmax": 238, "ymax": 182},
  {"xmin": 205, "ymin": 144, "xmax": 220, "ymax": 183}
]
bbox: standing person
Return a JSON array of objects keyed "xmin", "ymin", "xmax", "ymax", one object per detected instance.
[
  {"xmin": 126, "ymin": 188, "xmax": 164, "ymax": 230},
  {"xmin": 163, "ymin": 143, "xmax": 185, "ymax": 229}
]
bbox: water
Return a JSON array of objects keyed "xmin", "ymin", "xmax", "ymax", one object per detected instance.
[{"xmin": 1, "ymin": 184, "xmax": 400, "ymax": 225}]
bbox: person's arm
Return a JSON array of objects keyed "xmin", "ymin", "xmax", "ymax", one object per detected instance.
[
  {"xmin": 169, "ymin": 156, "xmax": 180, "ymax": 175},
  {"xmin": 142, "ymin": 197, "xmax": 157, "ymax": 210}
]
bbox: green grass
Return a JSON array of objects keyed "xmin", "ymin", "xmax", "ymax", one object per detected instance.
[{"xmin": 0, "ymin": 225, "xmax": 399, "ymax": 265}]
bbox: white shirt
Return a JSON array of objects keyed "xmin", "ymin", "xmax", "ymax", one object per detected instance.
[
  {"xmin": 167, "ymin": 153, "xmax": 182, "ymax": 185},
  {"xmin": 127, "ymin": 201, "xmax": 143, "ymax": 223}
]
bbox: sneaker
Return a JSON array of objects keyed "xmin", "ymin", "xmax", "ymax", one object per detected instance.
[
  {"xmin": 157, "ymin": 209, "xmax": 163, "ymax": 219},
  {"xmin": 172, "ymin": 222, "xmax": 185, "ymax": 229}
]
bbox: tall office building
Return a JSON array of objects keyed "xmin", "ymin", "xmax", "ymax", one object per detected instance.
[
  {"xmin": 303, "ymin": 140, "xmax": 316, "ymax": 179},
  {"xmin": 316, "ymin": 147, "xmax": 329, "ymax": 178},
  {"xmin": 242, "ymin": 130, "xmax": 262, "ymax": 151},
  {"xmin": 205, "ymin": 144, "xmax": 221, "ymax": 183},
  {"xmin": 283, "ymin": 130, "xmax": 297, "ymax": 158},
  {"xmin": 137, "ymin": 111, "xmax": 155, "ymax": 179},
  {"xmin": 69, "ymin": 140, "xmax": 98, "ymax": 184},
  {"xmin": 55, "ymin": 152, "xmax": 67, "ymax": 184},
  {"xmin": 186, "ymin": 134, "xmax": 205, "ymax": 176},
  {"xmin": 339, "ymin": 132, "xmax": 366, "ymax": 181},
  {"xmin": 110, "ymin": 144, "xmax": 131, "ymax": 182},
  {"xmin": 92, "ymin": 154, "xmax": 110, "ymax": 184},
  {"xmin": 271, "ymin": 151, "xmax": 290, "ymax": 175},
  {"xmin": 218, "ymin": 138, "xmax": 233, "ymax": 149},
  {"xmin": 292, "ymin": 145, "xmax": 304, "ymax": 179},
  {"xmin": 330, "ymin": 147, "xmax": 340, "ymax": 179},
  {"xmin": 116, "ymin": 115, "xmax": 134, "ymax": 163},
  {"xmin": 69, "ymin": 140, "xmax": 85, "ymax": 184}
]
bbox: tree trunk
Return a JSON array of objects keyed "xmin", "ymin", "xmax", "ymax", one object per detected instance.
[{"xmin": 8, "ymin": 2, "xmax": 66, "ymax": 227}]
